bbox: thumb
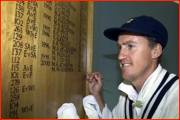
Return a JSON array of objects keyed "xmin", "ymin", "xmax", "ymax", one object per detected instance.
[{"xmin": 95, "ymin": 74, "xmax": 103, "ymax": 83}]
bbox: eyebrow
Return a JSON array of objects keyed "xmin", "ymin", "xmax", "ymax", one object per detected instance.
[{"xmin": 117, "ymin": 41, "xmax": 137, "ymax": 46}]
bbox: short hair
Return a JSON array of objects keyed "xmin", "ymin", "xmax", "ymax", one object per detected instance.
[{"xmin": 143, "ymin": 35, "xmax": 162, "ymax": 63}]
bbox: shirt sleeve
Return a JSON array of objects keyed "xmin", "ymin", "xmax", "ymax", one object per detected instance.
[
  {"xmin": 83, "ymin": 95, "xmax": 120, "ymax": 119},
  {"xmin": 83, "ymin": 95, "xmax": 102, "ymax": 119},
  {"xmin": 101, "ymin": 103, "xmax": 119, "ymax": 119}
]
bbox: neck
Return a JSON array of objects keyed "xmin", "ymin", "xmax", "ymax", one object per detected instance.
[{"xmin": 131, "ymin": 64, "xmax": 158, "ymax": 93}]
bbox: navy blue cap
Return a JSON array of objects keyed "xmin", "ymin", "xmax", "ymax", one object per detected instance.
[{"xmin": 103, "ymin": 15, "xmax": 168, "ymax": 49}]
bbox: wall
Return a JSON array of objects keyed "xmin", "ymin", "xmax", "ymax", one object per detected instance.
[
  {"xmin": 1, "ymin": 1, "xmax": 93, "ymax": 118},
  {"xmin": 93, "ymin": 1, "xmax": 179, "ymax": 111}
]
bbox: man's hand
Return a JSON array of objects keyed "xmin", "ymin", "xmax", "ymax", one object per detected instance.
[
  {"xmin": 86, "ymin": 72, "xmax": 105, "ymax": 112},
  {"xmin": 86, "ymin": 72, "xmax": 103, "ymax": 95}
]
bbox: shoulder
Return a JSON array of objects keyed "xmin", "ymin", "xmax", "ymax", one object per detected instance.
[
  {"xmin": 160, "ymin": 69, "xmax": 179, "ymax": 108},
  {"xmin": 159, "ymin": 68, "xmax": 179, "ymax": 96}
]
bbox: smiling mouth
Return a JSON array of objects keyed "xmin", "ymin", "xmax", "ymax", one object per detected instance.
[{"xmin": 122, "ymin": 64, "xmax": 131, "ymax": 67}]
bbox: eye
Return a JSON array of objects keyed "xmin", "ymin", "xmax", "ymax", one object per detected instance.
[
  {"xmin": 128, "ymin": 44, "xmax": 134, "ymax": 49},
  {"xmin": 117, "ymin": 45, "xmax": 121, "ymax": 50},
  {"xmin": 117, "ymin": 44, "xmax": 121, "ymax": 49}
]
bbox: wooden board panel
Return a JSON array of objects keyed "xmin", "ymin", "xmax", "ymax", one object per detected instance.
[{"xmin": 1, "ymin": 1, "xmax": 94, "ymax": 119}]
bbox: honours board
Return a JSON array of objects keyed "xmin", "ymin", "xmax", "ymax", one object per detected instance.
[{"xmin": 1, "ymin": 1, "xmax": 94, "ymax": 119}]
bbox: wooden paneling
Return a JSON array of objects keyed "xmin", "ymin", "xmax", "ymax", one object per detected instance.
[{"xmin": 1, "ymin": 1, "xmax": 94, "ymax": 119}]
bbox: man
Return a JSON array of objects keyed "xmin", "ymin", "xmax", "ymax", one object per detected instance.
[{"xmin": 84, "ymin": 15, "xmax": 179, "ymax": 119}]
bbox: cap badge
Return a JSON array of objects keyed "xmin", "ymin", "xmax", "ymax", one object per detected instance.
[{"xmin": 126, "ymin": 18, "xmax": 134, "ymax": 23}]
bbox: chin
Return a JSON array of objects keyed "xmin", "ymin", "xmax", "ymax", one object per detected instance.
[{"xmin": 122, "ymin": 73, "xmax": 135, "ymax": 81}]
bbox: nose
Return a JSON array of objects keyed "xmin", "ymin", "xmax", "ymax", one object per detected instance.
[{"xmin": 118, "ymin": 48, "xmax": 127, "ymax": 61}]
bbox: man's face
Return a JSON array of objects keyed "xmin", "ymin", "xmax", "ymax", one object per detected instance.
[{"xmin": 117, "ymin": 32, "xmax": 154, "ymax": 82}]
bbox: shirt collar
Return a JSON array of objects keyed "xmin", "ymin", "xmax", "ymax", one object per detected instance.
[{"xmin": 118, "ymin": 64, "xmax": 162, "ymax": 102}]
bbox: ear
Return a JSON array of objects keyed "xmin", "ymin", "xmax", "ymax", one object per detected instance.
[{"xmin": 152, "ymin": 43, "xmax": 162, "ymax": 59}]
